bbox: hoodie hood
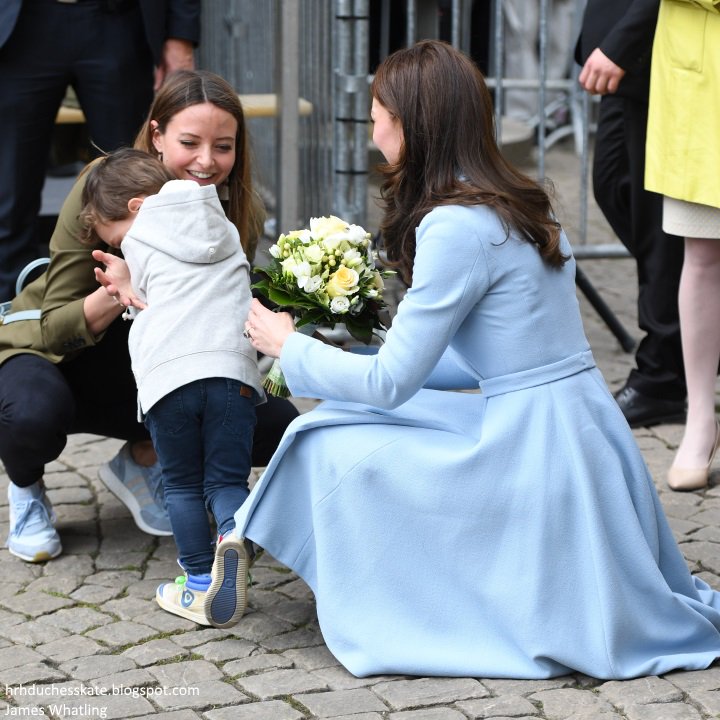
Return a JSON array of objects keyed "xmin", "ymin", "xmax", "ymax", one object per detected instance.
[{"xmin": 123, "ymin": 179, "xmax": 239, "ymax": 264}]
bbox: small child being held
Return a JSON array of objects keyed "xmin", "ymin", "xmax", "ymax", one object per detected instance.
[{"xmin": 80, "ymin": 148, "xmax": 263, "ymax": 628}]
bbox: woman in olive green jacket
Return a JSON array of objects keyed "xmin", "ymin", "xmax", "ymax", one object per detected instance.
[
  {"xmin": 0, "ymin": 70, "xmax": 298, "ymax": 562},
  {"xmin": 645, "ymin": 0, "xmax": 720, "ymax": 490}
]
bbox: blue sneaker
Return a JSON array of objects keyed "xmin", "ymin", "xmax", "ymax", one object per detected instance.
[
  {"xmin": 156, "ymin": 573, "xmax": 212, "ymax": 626},
  {"xmin": 98, "ymin": 443, "xmax": 172, "ymax": 536},
  {"xmin": 205, "ymin": 531, "xmax": 249, "ymax": 628},
  {"xmin": 7, "ymin": 482, "xmax": 62, "ymax": 562}
]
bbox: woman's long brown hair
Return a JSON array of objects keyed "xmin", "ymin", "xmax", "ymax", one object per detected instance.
[
  {"xmin": 133, "ymin": 69, "xmax": 265, "ymax": 262},
  {"xmin": 371, "ymin": 40, "xmax": 566, "ymax": 284}
]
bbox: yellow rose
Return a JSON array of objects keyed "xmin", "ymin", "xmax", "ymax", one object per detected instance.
[
  {"xmin": 310, "ymin": 215, "xmax": 348, "ymax": 239},
  {"xmin": 326, "ymin": 265, "xmax": 359, "ymax": 297}
]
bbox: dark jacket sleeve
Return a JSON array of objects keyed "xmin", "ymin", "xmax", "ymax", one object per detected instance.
[{"xmin": 139, "ymin": 0, "xmax": 201, "ymax": 65}]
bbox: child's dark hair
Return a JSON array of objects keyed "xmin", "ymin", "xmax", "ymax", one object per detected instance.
[{"xmin": 79, "ymin": 148, "xmax": 175, "ymax": 245}]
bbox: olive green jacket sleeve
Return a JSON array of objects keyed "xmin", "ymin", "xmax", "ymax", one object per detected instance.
[{"xmin": 0, "ymin": 164, "xmax": 117, "ymax": 367}]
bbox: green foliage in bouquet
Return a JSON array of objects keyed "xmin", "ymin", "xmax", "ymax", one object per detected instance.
[{"xmin": 252, "ymin": 215, "xmax": 394, "ymax": 345}]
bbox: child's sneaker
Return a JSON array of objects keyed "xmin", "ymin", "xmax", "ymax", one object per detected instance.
[
  {"xmin": 205, "ymin": 532, "xmax": 249, "ymax": 629},
  {"xmin": 156, "ymin": 574, "xmax": 212, "ymax": 625}
]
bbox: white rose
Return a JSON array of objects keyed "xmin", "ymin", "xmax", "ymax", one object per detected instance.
[
  {"xmin": 310, "ymin": 215, "xmax": 348, "ymax": 238},
  {"xmin": 330, "ymin": 296, "xmax": 350, "ymax": 313},
  {"xmin": 303, "ymin": 244, "xmax": 325, "ymax": 264},
  {"xmin": 269, "ymin": 244, "xmax": 281, "ymax": 258}
]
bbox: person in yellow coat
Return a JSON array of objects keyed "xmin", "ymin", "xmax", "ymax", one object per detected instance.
[{"xmin": 645, "ymin": 0, "xmax": 720, "ymax": 491}]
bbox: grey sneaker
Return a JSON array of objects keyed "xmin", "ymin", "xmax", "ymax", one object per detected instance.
[
  {"xmin": 98, "ymin": 443, "xmax": 173, "ymax": 536},
  {"xmin": 7, "ymin": 482, "xmax": 62, "ymax": 562}
]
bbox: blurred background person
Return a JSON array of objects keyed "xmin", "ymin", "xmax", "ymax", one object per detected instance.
[{"xmin": 0, "ymin": 0, "xmax": 200, "ymax": 301}]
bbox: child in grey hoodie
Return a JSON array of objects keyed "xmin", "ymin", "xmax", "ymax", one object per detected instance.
[{"xmin": 81, "ymin": 148, "xmax": 262, "ymax": 628}]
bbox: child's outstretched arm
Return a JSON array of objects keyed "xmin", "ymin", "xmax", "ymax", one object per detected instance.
[{"xmin": 91, "ymin": 250, "xmax": 147, "ymax": 310}]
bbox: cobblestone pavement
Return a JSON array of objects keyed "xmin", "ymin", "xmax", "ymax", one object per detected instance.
[{"xmin": 2, "ymin": 142, "xmax": 720, "ymax": 719}]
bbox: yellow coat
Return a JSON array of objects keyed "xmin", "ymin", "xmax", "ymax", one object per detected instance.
[{"xmin": 645, "ymin": 0, "xmax": 720, "ymax": 209}]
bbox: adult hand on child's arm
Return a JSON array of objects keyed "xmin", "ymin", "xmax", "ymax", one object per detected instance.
[{"xmin": 91, "ymin": 250, "xmax": 147, "ymax": 311}]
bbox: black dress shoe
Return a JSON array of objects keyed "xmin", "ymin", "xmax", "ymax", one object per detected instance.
[{"xmin": 613, "ymin": 384, "xmax": 686, "ymax": 428}]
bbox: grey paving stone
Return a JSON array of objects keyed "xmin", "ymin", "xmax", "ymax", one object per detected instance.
[
  {"xmin": 59, "ymin": 655, "xmax": 137, "ymax": 681},
  {"xmin": 664, "ymin": 667, "xmax": 720, "ymax": 693},
  {"xmin": 0, "ymin": 646, "xmax": 45, "ymax": 671},
  {"xmin": 48, "ymin": 486, "xmax": 94, "ymax": 504},
  {"xmin": 192, "ymin": 638, "xmax": 255, "ymax": 663},
  {"xmin": 86, "ymin": 620, "xmax": 159, "ymax": 648},
  {"xmin": 122, "ymin": 639, "xmax": 189, "ymax": 667},
  {"xmin": 263, "ymin": 599, "xmax": 317, "ymax": 626},
  {"xmin": 222, "ymin": 652, "xmax": 295, "ymax": 678},
  {"xmin": 0, "ymin": 618, "xmax": 69, "ymax": 646},
  {"xmin": 678, "ymin": 541, "xmax": 720, "ymax": 575},
  {"xmin": 623, "ymin": 703, "xmax": 703, "ymax": 720},
  {"xmin": 309, "ymin": 665, "xmax": 388, "ymax": 691},
  {"xmin": 388, "ymin": 709, "xmax": 468, "ymax": 720},
  {"xmin": 374, "ymin": 678, "xmax": 488, "ymax": 710},
  {"xmin": 455, "ymin": 694, "xmax": 538, "ymax": 718},
  {"xmin": 260, "ymin": 627, "xmax": 325, "ymax": 652},
  {"xmin": 331, "ymin": 715, "xmax": 385, "ymax": 720},
  {"xmin": 84, "ymin": 569, "xmax": 143, "ymax": 588},
  {"xmin": 204, "ymin": 699, "xmax": 304, "ymax": 720},
  {"xmin": 95, "ymin": 551, "xmax": 152, "ymax": 571},
  {"xmin": 42, "ymin": 691, "xmax": 155, "ymax": 719},
  {"xmin": 26, "ymin": 574, "xmax": 83, "ymax": 596},
  {"xmin": 171, "ymin": 628, "xmax": 227, "ymax": 648},
  {"xmin": 686, "ymin": 690, "xmax": 720, "ymax": 715},
  {"xmin": 598, "ymin": 677, "xmax": 684, "ymax": 707},
  {"xmin": 282, "ymin": 644, "xmax": 340, "ymax": 671},
  {"xmin": 101, "ymin": 595, "xmax": 157, "ymax": 620},
  {"xmin": 89, "ymin": 667, "xmax": 159, "ymax": 694},
  {"xmin": 147, "ymin": 659, "xmax": 224, "ymax": 686},
  {"xmin": 39, "ymin": 606, "xmax": 114, "ymax": 633},
  {"xmin": 139, "ymin": 608, "xmax": 198, "ymax": 634},
  {"xmin": 228, "ymin": 611, "xmax": 295, "ymax": 642},
  {"xmin": 235, "ymin": 668, "xmax": 329, "ymax": 699},
  {"xmin": 127, "ymin": 578, "xmax": 169, "ymax": 600},
  {"xmin": 0, "ymin": 590, "xmax": 75, "ymax": 617},
  {"xmin": 136, "ymin": 712, "xmax": 201, "ymax": 720},
  {"xmin": 54, "ymin": 503, "xmax": 98, "ymax": 524},
  {"xmin": 153, "ymin": 679, "xmax": 250, "ymax": 711},
  {"xmin": 529, "ymin": 688, "xmax": 614, "ymax": 719},
  {"xmin": 70, "ymin": 584, "xmax": 121, "ymax": 604},
  {"xmin": 36, "ymin": 635, "xmax": 104, "ymax": 662},
  {"xmin": 294, "ymin": 687, "xmax": 388, "ymax": 717},
  {"xmin": 480, "ymin": 678, "xmax": 575, "ymax": 696},
  {"xmin": 58, "ymin": 531, "xmax": 101, "ymax": 554},
  {"xmin": 0, "ymin": 662, "xmax": 67, "ymax": 686}
]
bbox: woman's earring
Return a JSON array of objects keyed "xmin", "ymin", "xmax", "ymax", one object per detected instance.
[{"xmin": 157, "ymin": 151, "xmax": 163, "ymax": 162}]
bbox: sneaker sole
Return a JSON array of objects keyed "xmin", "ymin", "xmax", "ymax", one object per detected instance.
[
  {"xmin": 7, "ymin": 544, "xmax": 62, "ymax": 563},
  {"xmin": 155, "ymin": 585, "xmax": 211, "ymax": 626},
  {"xmin": 205, "ymin": 537, "xmax": 249, "ymax": 629},
  {"xmin": 98, "ymin": 464, "xmax": 173, "ymax": 537}
]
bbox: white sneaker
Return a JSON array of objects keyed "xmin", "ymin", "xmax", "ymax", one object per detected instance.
[
  {"xmin": 205, "ymin": 532, "xmax": 249, "ymax": 629},
  {"xmin": 7, "ymin": 482, "xmax": 62, "ymax": 562}
]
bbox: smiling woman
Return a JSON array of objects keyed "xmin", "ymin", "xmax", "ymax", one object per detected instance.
[{"xmin": 0, "ymin": 69, "xmax": 300, "ymax": 565}]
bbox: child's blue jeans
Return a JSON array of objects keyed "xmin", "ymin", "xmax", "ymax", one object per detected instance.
[{"xmin": 144, "ymin": 377, "xmax": 256, "ymax": 575}]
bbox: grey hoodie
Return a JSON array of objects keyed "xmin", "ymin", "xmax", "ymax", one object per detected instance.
[{"xmin": 121, "ymin": 180, "xmax": 263, "ymax": 416}]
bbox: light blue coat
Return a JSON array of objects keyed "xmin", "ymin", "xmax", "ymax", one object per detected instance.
[{"xmin": 235, "ymin": 204, "xmax": 720, "ymax": 679}]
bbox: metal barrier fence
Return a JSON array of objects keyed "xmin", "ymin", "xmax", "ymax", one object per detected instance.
[{"xmin": 196, "ymin": 0, "xmax": 627, "ymax": 256}]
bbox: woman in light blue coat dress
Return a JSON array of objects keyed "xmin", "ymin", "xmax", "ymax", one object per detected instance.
[{"xmin": 235, "ymin": 40, "xmax": 720, "ymax": 679}]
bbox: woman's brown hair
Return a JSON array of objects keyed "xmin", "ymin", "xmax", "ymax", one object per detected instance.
[
  {"xmin": 371, "ymin": 40, "xmax": 566, "ymax": 283},
  {"xmin": 133, "ymin": 69, "xmax": 265, "ymax": 261}
]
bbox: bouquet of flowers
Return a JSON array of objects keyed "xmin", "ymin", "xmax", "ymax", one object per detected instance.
[{"xmin": 253, "ymin": 215, "xmax": 394, "ymax": 397}]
